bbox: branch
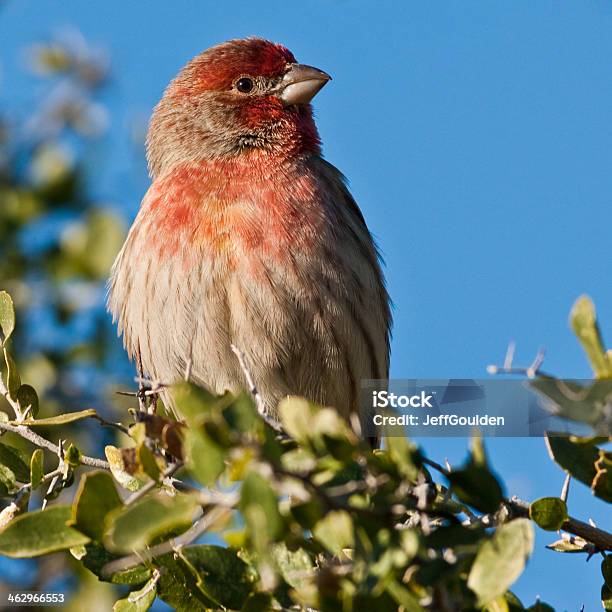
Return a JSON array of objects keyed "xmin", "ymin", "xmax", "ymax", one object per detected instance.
[
  {"xmin": 123, "ymin": 462, "xmax": 183, "ymax": 506},
  {"xmin": 0, "ymin": 421, "xmax": 109, "ymax": 469},
  {"xmin": 507, "ymin": 497, "xmax": 612, "ymax": 552},
  {"xmin": 100, "ymin": 505, "xmax": 232, "ymax": 577},
  {"xmin": 423, "ymin": 456, "xmax": 612, "ymax": 551}
]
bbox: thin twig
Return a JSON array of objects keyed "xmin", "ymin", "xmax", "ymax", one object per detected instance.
[
  {"xmin": 423, "ymin": 456, "xmax": 612, "ymax": 549},
  {"xmin": 18, "ymin": 467, "xmax": 63, "ymax": 492},
  {"xmin": 0, "ymin": 375, "xmax": 23, "ymax": 421},
  {"xmin": 230, "ymin": 344, "xmax": 283, "ymax": 432},
  {"xmin": 123, "ymin": 462, "xmax": 183, "ymax": 506},
  {"xmin": 91, "ymin": 414, "xmax": 130, "ymax": 435},
  {"xmin": 136, "ymin": 345, "xmax": 147, "ymax": 413},
  {"xmin": 0, "ymin": 421, "xmax": 109, "ymax": 469},
  {"xmin": 487, "ymin": 344, "xmax": 548, "ymax": 379},
  {"xmin": 100, "ymin": 505, "xmax": 231, "ymax": 577},
  {"xmin": 560, "ymin": 474, "xmax": 571, "ymax": 503}
]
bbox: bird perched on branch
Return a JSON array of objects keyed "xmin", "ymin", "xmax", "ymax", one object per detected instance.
[{"xmin": 108, "ymin": 37, "xmax": 391, "ymax": 438}]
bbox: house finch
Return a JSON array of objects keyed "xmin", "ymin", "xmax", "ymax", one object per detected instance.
[{"xmin": 108, "ymin": 38, "xmax": 391, "ymax": 438}]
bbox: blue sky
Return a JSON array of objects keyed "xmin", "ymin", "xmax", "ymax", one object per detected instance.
[{"xmin": 1, "ymin": 1, "xmax": 611, "ymax": 608}]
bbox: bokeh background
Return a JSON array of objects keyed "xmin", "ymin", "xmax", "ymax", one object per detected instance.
[{"xmin": 1, "ymin": 1, "xmax": 611, "ymax": 609}]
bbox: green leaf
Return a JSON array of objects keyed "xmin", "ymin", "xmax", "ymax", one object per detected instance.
[
  {"xmin": 240, "ymin": 471, "xmax": 284, "ymax": 542},
  {"xmin": 64, "ymin": 443, "xmax": 81, "ymax": 467},
  {"xmin": 16, "ymin": 384, "xmax": 39, "ymax": 419},
  {"xmin": 0, "ymin": 292, "xmax": 15, "ymax": 345},
  {"xmin": 105, "ymin": 445, "xmax": 145, "ymax": 492},
  {"xmin": 448, "ymin": 464, "xmax": 504, "ymax": 514},
  {"xmin": 30, "ymin": 449, "xmax": 44, "ymax": 489},
  {"xmin": 157, "ymin": 545, "xmax": 256, "ymax": 611},
  {"xmin": 71, "ymin": 471, "xmax": 123, "ymax": 541},
  {"xmin": 0, "ymin": 464, "xmax": 16, "ymax": 495},
  {"xmin": 105, "ymin": 493, "xmax": 198, "ymax": 553},
  {"xmin": 185, "ymin": 429, "xmax": 224, "ymax": 487},
  {"xmin": 313, "ymin": 510, "xmax": 354, "ymax": 555},
  {"xmin": 172, "ymin": 381, "xmax": 217, "ymax": 427},
  {"xmin": 570, "ymin": 295, "xmax": 612, "ymax": 378},
  {"xmin": 113, "ymin": 575, "xmax": 157, "ymax": 612},
  {"xmin": 17, "ymin": 408, "xmax": 98, "ymax": 426},
  {"xmin": 529, "ymin": 497, "xmax": 568, "ymax": 531},
  {"xmin": 81, "ymin": 543, "xmax": 151, "ymax": 585},
  {"xmin": 603, "ymin": 584, "xmax": 612, "ymax": 611},
  {"xmin": 545, "ymin": 433, "xmax": 612, "ymax": 502},
  {"xmin": 272, "ymin": 543, "xmax": 313, "ymax": 589},
  {"xmin": 0, "ymin": 505, "xmax": 89, "ymax": 557},
  {"xmin": 278, "ymin": 397, "xmax": 356, "ymax": 448},
  {"xmin": 0, "ymin": 442, "xmax": 30, "ymax": 482},
  {"xmin": 484, "ymin": 596, "xmax": 510, "ymax": 612},
  {"xmin": 603, "ymin": 555, "xmax": 612, "ymax": 590},
  {"xmin": 531, "ymin": 378, "xmax": 612, "ymax": 431},
  {"xmin": 137, "ymin": 443, "xmax": 161, "ymax": 482},
  {"xmin": 385, "ymin": 579, "xmax": 424, "ymax": 611},
  {"xmin": 468, "ymin": 518, "xmax": 534, "ymax": 606},
  {"xmin": 3, "ymin": 348, "xmax": 20, "ymax": 400},
  {"xmin": 386, "ymin": 434, "xmax": 419, "ymax": 480}
]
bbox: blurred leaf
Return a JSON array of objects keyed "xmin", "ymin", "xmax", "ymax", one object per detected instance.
[
  {"xmin": 71, "ymin": 471, "xmax": 122, "ymax": 541},
  {"xmin": 545, "ymin": 433, "xmax": 612, "ymax": 502},
  {"xmin": 313, "ymin": 510, "xmax": 354, "ymax": 555},
  {"xmin": 157, "ymin": 545, "xmax": 256, "ymax": 610},
  {"xmin": 16, "ymin": 384, "xmax": 39, "ymax": 419},
  {"xmin": 603, "ymin": 555, "xmax": 612, "ymax": 589},
  {"xmin": 570, "ymin": 295, "xmax": 612, "ymax": 378},
  {"xmin": 17, "ymin": 408, "xmax": 97, "ymax": 426},
  {"xmin": 272, "ymin": 542, "xmax": 313, "ymax": 589},
  {"xmin": 171, "ymin": 381, "xmax": 217, "ymax": 426},
  {"xmin": 0, "ymin": 463, "xmax": 16, "ymax": 495},
  {"xmin": 240, "ymin": 471, "xmax": 284, "ymax": 542},
  {"xmin": 468, "ymin": 519, "xmax": 534, "ymax": 606},
  {"xmin": 29, "ymin": 449, "xmax": 44, "ymax": 489},
  {"xmin": 0, "ymin": 505, "xmax": 89, "ymax": 557},
  {"xmin": 105, "ymin": 445, "xmax": 145, "ymax": 492},
  {"xmin": 105, "ymin": 493, "xmax": 198, "ymax": 553},
  {"xmin": 137, "ymin": 443, "xmax": 161, "ymax": 482},
  {"xmin": 185, "ymin": 429, "xmax": 224, "ymax": 487},
  {"xmin": 385, "ymin": 580, "xmax": 424, "ymax": 611},
  {"xmin": 3, "ymin": 348, "xmax": 20, "ymax": 400},
  {"xmin": 448, "ymin": 464, "xmax": 503, "ymax": 514},
  {"xmin": 81, "ymin": 543, "xmax": 151, "ymax": 585},
  {"xmin": 113, "ymin": 575, "xmax": 157, "ymax": 612},
  {"xmin": 385, "ymin": 434, "xmax": 419, "ymax": 481},
  {"xmin": 504, "ymin": 591, "xmax": 525, "ymax": 611},
  {"xmin": 484, "ymin": 596, "xmax": 510, "ymax": 612},
  {"xmin": 0, "ymin": 291, "xmax": 15, "ymax": 344},
  {"xmin": 279, "ymin": 397, "xmax": 356, "ymax": 450},
  {"xmin": 529, "ymin": 497, "xmax": 568, "ymax": 531},
  {"xmin": 602, "ymin": 584, "xmax": 612, "ymax": 612},
  {"xmin": 531, "ymin": 377, "xmax": 612, "ymax": 431},
  {"xmin": 0, "ymin": 441, "xmax": 30, "ymax": 482}
]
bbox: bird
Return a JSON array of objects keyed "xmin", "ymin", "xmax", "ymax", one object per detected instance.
[{"xmin": 108, "ymin": 37, "xmax": 391, "ymax": 440}]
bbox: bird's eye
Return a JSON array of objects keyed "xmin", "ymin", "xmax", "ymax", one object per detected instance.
[{"xmin": 236, "ymin": 77, "xmax": 254, "ymax": 93}]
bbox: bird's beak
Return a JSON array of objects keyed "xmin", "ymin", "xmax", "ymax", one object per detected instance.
[{"xmin": 278, "ymin": 63, "xmax": 332, "ymax": 106}]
